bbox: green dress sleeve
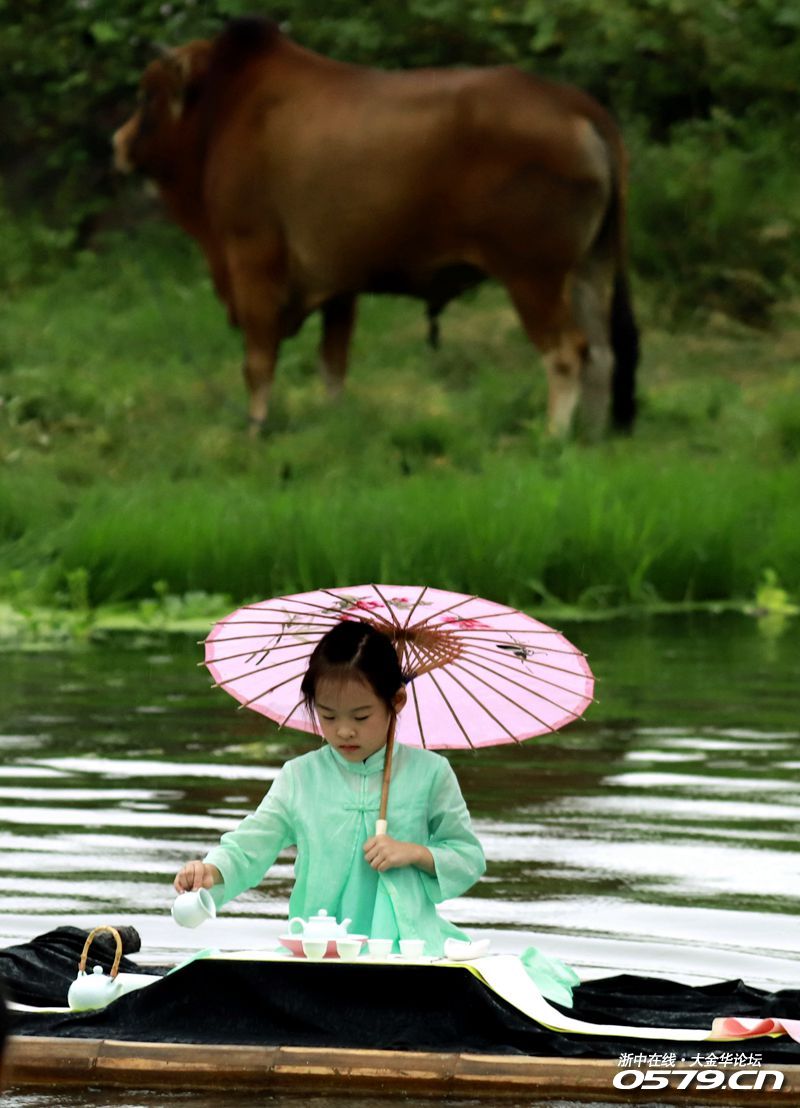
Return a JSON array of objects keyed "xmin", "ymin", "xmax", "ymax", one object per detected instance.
[
  {"xmin": 204, "ymin": 762, "xmax": 296, "ymax": 907},
  {"xmin": 419, "ymin": 757, "xmax": 485, "ymax": 903}
]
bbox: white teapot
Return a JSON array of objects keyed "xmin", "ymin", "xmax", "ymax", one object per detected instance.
[
  {"xmin": 287, "ymin": 908, "xmax": 352, "ymax": 940},
  {"xmin": 67, "ymin": 925, "xmax": 157, "ymax": 1012},
  {"xmin": 68, "ymin": 963, "xmax": 123, "ymax": 1011}
]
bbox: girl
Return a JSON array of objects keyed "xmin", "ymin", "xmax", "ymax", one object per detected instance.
[{"xmin": 174, "ymin": 619, "xmax": 485, "ymax": 953}]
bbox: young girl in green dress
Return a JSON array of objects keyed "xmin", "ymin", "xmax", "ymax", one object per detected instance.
[{"xmin": 174, "ymin": 619, "xmax": 486, "ymax": 952}]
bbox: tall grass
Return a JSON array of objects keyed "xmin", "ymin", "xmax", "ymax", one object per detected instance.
[
  {"xmin": 21, "ymin": 454, "xmax": 799, "ymax": 610},
  {"xmin": 2, "ymin": 224, "xmax": 799, "ymax": 617}
]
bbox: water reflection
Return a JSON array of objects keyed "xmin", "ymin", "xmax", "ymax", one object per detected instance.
[{"xmin": 0, "ymin": 614, "xmax": 798, "ymax": 994}]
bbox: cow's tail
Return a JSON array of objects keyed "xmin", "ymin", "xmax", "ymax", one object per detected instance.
[
  {"xmin": 594, "ymin": 121, "xmax": 640, "ymax": 433},
  {"xmin": 610, "ymin": 270, "xmax": 638, "ymax": 431}
]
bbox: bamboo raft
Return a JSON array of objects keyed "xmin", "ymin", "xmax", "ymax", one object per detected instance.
[
  {"xmin": 5, "ymin": 934, "xmax": 799, "ymax": 1104},
  {"xmin": 6, "ymin": 1037, "xmax": 800, "ymax": 1104}
]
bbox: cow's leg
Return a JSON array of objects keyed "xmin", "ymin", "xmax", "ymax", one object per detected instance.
[
  {"xmin": 200, "ymin": 239, "xmax": 238, "ymax": 326},
  {"xmin": 504, "ymin": 275, "xmax": 588, "ymax": 438},
  {"xmin": 242, "ymin": 338, "xmax": 279, "ymax": 436},
  {"xmin": 227, "ymin": 247, "xmax": 283, "ymax": 436},
  {"xmin": 319, "ymin": 294, "xmax": 357, "ymax": 397},
  {"xmin": 235, "ymin": 302, "xmax": 280, "ymax": 436},
  {"xmin": 571, "ymin": 272, "xmax": 614, "ymax": 440}
]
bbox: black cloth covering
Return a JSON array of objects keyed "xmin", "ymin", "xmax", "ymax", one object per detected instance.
[
  {"xmin": 4, "ymin": 929, "xmax": 800, "ymax": 1062},
  {"xmin": 0, "ymin": 926, "xmax": 164, "ymax": 1006}
]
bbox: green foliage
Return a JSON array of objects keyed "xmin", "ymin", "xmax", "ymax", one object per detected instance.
[
  {"xmin": 628, "ymin": 116, "xmax": 800, "ymax": 321},
  {"xmin": 18, "ymin": 454, "xmax": 799, "ymax": 612},
  {"xmin": 0, "ymin": 0, "xmax": 224, "ymax": 234},
  {"xmin": 1, "ymin": 0, "xmax": 799, "ymax": 316},
  {"xmin": 1, "ymin": 232, "xmax": 800, "ymax": 618}
]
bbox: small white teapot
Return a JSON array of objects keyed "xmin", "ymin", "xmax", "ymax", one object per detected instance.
[
  {"xmin": 67, "ymin": 925, "xmax": 125, "ymax": 1012},
  {"xmin": 287, "ymin": 908, "xmax": 352, "ymax": 940},
  {"xmin": 67, "ymin": 925, "xmax": 158, "ymax": 1012},
  {"xmin": 68, "ymin": 963, "xmax": 123, "ymax": 1011}
]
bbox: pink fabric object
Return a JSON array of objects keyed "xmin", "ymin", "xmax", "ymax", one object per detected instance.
[
  {"xmin": 711, "ymin": 1016, "xmax": 800, "ymax": 1043},
  {"xmin": 204, "ymin": 584, "xmax": 594, "ymax": 749}
]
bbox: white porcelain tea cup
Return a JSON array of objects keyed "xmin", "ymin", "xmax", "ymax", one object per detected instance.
[
  {"xmin": 302, "ymin": 938, "xmax": 328, "ymax": 960},
  {"xmin": 336, "ymin": 938, "xmax": 362, "ymax": 961},
  {"xmin": 366, "ymin": 938, "xmax": 392, "ymax": 958},
  {"xmin": 171, "ymin": 887, "xmax": 216, "ymax": 929},
  {"xmin": 399, "ymin": 939, "xmax": 426, "ymax": 959}
]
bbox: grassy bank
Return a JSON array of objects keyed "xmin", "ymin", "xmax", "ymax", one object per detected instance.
[{"xmin": 2, "ymin": 224, "xmax": 799, "ymax": 639}]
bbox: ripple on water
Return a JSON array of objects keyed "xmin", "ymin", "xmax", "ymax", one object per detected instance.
[
  {"xmin": 546, "ymin": 795, "xmax": 800, "ymax": 822},
  {"xmin": 26, "ymin": 756, "xmax": 280, "ymax": 781},
  {"xmin": 604, "ymin": 770, "xmax": 799, "ymax": 792},
  {"xmin": 1, "ymin": 617, "xmax": 799, "ymax": 998}
]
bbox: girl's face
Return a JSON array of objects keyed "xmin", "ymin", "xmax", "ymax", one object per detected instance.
[{"xmin": 315, "ymin": 677, "xmax": 406, "ymax": 763}]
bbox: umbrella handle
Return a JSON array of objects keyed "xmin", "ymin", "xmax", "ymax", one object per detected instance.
[{"xmin": 376, "ymin": 714, "xmax": 396, "ymax": 837}]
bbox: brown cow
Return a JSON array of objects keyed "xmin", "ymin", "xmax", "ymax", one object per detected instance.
[{"xmin": 113, "ymin": 17, "xmax": 638, "ymax": 437}]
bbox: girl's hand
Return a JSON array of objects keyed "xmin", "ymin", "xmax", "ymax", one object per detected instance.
[
  {"xmin": 363, "ymin": 834, "xmax": 435, "ymax": 875},
  {"xmin": 173, "ymin": 860, "xmax": 222, "ymax": 893}
]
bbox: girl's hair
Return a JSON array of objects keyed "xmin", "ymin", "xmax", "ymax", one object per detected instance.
[{"xmin": 301, "ymin": 619, "xmax": 405, "ymax": 718}]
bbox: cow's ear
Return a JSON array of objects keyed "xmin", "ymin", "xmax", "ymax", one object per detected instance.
[
  {"xmin": 157, "ymin": 47, "xmax": 195, "ymax": 91},
  {"xmin": 153, "ymin": 44, "xmax": 209, "ymax": 115}
]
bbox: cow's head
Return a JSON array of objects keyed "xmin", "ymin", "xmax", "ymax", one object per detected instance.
[{"xmin": 112, "ymin": 41, "xmax": 213, "ymax": 179}]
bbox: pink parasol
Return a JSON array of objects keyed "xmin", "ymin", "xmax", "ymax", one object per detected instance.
[{"xmin": 203, "ymin": 584, "xmax": 594, "ymax": 830}]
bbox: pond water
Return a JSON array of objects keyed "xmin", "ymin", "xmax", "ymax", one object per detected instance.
[{"xmin": 1, "ymin": 613, "xmax": 799, "ymax": 1105}]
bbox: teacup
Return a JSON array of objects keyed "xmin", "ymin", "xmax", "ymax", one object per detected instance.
[
  {"xmin": 336, "ymin": 938, "xmax": 362, "ymax": 961},
  {"xmin": 302, "ymin": 938, "xmax": 328, "ymax": 960},
  {"xmin": 171, "ymin": 887, "xmax": 216, "ymax": 929},
  {"xmin": 399, "ymin": 938, "xmax": 426, "ymax": 959},
  {"xmin": 366, "ymin": 938, "xmax": 392, "ymax": 958}
]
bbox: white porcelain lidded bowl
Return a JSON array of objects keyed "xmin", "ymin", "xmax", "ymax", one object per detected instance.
[{"xmin": 280, "ymin": 909, "xmax": 367, "ymax": 959}]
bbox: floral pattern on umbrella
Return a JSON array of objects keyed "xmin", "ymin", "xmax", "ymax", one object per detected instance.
[{"xmin": 203, "ymin": 584, "xmax": 594, "ymax": 750}]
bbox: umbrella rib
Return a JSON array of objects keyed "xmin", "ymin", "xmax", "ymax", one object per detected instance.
[
  {"xmin": 414, "ymin": 593, "xmax": 483, "ymax": 629},
  {"xmin": 235, "ymin": 669, "xmax": 303, "ymax": 710},
  {"xmin": 278, "ymin": 695, "xmax": 307, "ymax": 730},
  {"xmin": 235, "ymin": 608, "xmax": 342, "ymax": 622},
  {"xmin": 402, "ymin": 585, "xmax": 430, "ymax": 630},
  {"xmin": 280, "ymin": 593, "xmax": 356, "ymax": 615},
  {"xmin": 200, "ymin": 629, "xmax": 338, "ymax": 644},
  {"xmin": 408, "ymin": 675, "xmax": 428, "ymax": 750},
  {"xmin": 461, "ymin": 645, "xmax": 594, "ymax": 682},
  {"xmin": 455, "ymin": 653, "xmax": 592, "ymax": 722},
  {"xmin": 454, "ymin": 647, "xmax": 593, "ymax": 695},
  {"xmin": 443, "ymin": 661, "xmax": 552, "ymax": 737},
  {"xmin": 318, "ymin": 587, "xmax": 394, "ymax": 621},
  {"xmin": 201, "ymin": 639, "xmax": 320, "ymax": 667},
  {"xmin": 425, "ymin": 626, "xmax": 563, "ymax": 635},
  {"xmin": 422, "ymin": 670, "xmax": 478, "ymax": 749},
  {"xmin": 460, "ymin": 655, "xmax": 594, "ymax": 707},
  {"xmin": 204, "ymin": 617, "xmax": 338, "ymax": 631},
  {"xmin": 441, "ymin": 631, "xmax": 580, "ymax": 650},
  {"xmin": 243, "ymin": 593, "xmax": 358, "ymax": 620},
  {"xmin": 431, "ymin": 668, "xmax": 522, "ymax": 743},
  {"xmin": 370, "ymin": 584, "xmax": 402, "ymax": 628},
  {"xmin": 209, "ymin": 649, "xmax": 314, "ymax": 689}
]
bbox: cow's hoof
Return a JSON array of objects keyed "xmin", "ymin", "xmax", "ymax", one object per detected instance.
[{"xmin": 247, "ymin": 416, "xmax": 267, "ymax": 439}]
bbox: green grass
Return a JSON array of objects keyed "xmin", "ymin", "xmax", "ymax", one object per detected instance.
[{"xmin": 2, "ymin": 222, "xmax": 799, "ymax": 629}]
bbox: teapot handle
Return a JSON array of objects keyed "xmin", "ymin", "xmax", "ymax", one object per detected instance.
[
  {"xmin": 78, "ymin": 925, "xmax": 123, "ymax": 979},
  {"xmin": 287, "ymin": 917, "xmax": 306, "ymax": 936}
]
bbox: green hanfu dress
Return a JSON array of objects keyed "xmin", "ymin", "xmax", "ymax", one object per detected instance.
[{"xmin": 204, "ymin": 742, "xmax": 486, "ymax": 953}]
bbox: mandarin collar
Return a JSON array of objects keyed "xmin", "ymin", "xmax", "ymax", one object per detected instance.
[{"xmin": 328, "ymin": 744, "xmax": 387, "ymax": 776}]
